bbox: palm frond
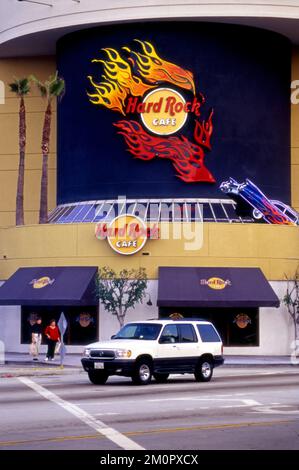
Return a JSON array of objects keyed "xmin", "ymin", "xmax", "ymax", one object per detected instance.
[
  {"xmin": 9, "ymin": 83, "xmax": 19, "ymax": 93},
  {"xmin": 9, "ymin": 77, "xmax": 31, "ymax": 96},
  {"xmin": 37, "ymin": 83, "xmax": 48, "ymax": 97},
  {"xmin": 49, "ymin": 78, "xmax": 65, "ymax": 97}
]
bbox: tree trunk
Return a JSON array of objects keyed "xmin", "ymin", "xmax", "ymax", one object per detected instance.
[
  {"xmin": 117, "ymin": 305, "xmax": 125, "ymax": 327},
  {"xmin": 39, "ymin": 101, "xmax": 51, "ymax": 224},
  {"xmin": 294, "ymin": 318, "xmax": 299, "ymax": 358},
  {"xmin": 16, "ymin": 97, "xmax": 26, "ymax": 225}
]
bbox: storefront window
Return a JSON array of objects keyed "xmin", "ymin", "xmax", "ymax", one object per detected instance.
[
  {"xmin": 21, "ymin": 306, "xmax": 98, "ymax": 345},
  {"xmin": 159, "ymin": 307, "xmax": 259, "ymax": 346}
]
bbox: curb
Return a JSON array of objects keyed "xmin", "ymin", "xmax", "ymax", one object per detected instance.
[{"xmin": 0, "ymin": 366, "xmax": 83, "ymax": 378}]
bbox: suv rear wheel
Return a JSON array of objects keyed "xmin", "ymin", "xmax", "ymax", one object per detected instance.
[
  {"xmin": 194, "ymin": 359, "xmax": 213, "ymax": 382},
  {"xmin": 132, "ymin": 359, "xmax": 152, "ymax": 385},
  {"xmin": 153, "ymin": 373, "xmax": 169, "ymax": 383},
  {"xmin": 88, "ymin": 370, "xmax": 109, "ymax": 385}
]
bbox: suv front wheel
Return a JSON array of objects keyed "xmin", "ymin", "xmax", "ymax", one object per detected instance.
[
  {"xmin": 88, "ymin": 370, "xmax": 109, "ymax": 385},
  {"xmin": 132, "ymin": 358, "xmax": 152, "ymax": 385},
  {"xmin": 194, "ymin": 359, "xmax": 213, "ymax": 382}
]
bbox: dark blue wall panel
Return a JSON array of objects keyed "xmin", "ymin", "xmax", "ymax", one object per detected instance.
[{"xmin": 57, "ymin": 22, "xmax": 291, "ymax": 204}]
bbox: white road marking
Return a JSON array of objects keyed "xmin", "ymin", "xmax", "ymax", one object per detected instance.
[
  {"xmin": 242, "ymin": 399, "xmax": 261, "ymax": 406},
  {"xmin": 219, "ymin": 400, "xmax": 261, "ymax": 409},
  {"xmin": 251, "ymin": 405, "xmax": 299, "ymax": 415},
  {"xmin": 18, "ymin": 377, "xmax": 143, "ymax": 450},
  {"xmin": 72, "ymin": 394, "xmax": 256, "ymax": 406},
  {"xmin": 221, "ymin": 405, "xmax": 258, "ymax": 409},
  {"xmin": 148, "ymin": 397, "xmax": 260, "ymax": 403}
]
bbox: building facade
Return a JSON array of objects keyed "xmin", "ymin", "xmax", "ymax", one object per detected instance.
[{"xmin": 0, "ymin": 1, "xmax": 298, "ymax": 355}]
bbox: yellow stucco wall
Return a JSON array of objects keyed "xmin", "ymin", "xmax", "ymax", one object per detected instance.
[
  {"xmin": 0, "ymin": 56, "xmax": 56, "ymax": 226},
  {"xmin": 0, "ymin": 222, "xmax": 298, "ymax": 281}
]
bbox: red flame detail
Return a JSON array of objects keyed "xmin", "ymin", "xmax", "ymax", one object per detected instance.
[
  {"xmin": 114, "ymin": 112, "xmax": 215, "ymax": 183},
  {"xmin": 263, "ymin": 200, "xmax": 294, "ymax": 225}
]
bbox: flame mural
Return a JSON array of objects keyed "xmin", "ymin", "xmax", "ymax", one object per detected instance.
[
  {"xmin": 114, "ymin": 111, "xmax": 214, "ymax": 183},
  {"xmin": 124, "ymin": 40, "xmax": 195, "ymax": 94},
  {"xmin": 87, "ymin": 48, "xmax": 154, "ymax": 115},
  {"xmin": 87, "ymin": 39, "xmax": 215, "ymax": 183},
  {"xmin": 262, "ymin": 201, "xmax": 295, "ymax": 225}
]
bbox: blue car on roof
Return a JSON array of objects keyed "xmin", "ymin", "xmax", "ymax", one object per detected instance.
[{"xmin": 220, "ymin": 178, "xmax": 298, "ymax": 226}]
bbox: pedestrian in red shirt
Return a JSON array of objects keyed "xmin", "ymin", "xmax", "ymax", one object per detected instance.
[{"xmin": 44, "ymin": 319, "xmax": 60, "ymax": 361}]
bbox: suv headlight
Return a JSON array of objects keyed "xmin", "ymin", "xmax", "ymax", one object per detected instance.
[
  {"xmin": 115, "ymin": 349, "xmax": 132, "ymax": 358},
  {"xmin": 84, "ymin": 348, "xmax": 91, "ymax": 357}
]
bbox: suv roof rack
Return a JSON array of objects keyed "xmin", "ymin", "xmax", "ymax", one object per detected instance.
[{"xmin": 164, "ymin": 317, "xmax": 208, "ymax": 321}]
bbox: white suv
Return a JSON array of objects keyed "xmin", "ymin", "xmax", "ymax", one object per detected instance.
[{"xmin": 81, "ymin": 319, "xmax": 224, "ymax": 385}]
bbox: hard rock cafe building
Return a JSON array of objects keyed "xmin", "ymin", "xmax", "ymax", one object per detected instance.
[{"xmin": 0, "ymin": 1, "xmax": 298, "ymax": 355}]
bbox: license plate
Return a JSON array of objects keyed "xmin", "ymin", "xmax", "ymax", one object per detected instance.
[{"xmin": 94, "ymin": 362, "xmax": 104, "ymax": 369}]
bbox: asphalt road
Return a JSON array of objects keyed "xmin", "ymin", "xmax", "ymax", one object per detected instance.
[{"xmin": 0, "ymin": 366, "xmax": 299, "ymax": 451}]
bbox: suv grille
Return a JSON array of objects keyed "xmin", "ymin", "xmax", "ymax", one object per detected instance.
[{"xmin": 90, "ymin": 350, "xmax": 115, "ymax": 359}]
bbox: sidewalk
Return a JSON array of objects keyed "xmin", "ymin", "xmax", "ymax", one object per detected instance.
[
  {"xmin": 0, "ymin": 352, "xmax": 82, "ymax": 378},
  {"xmin": 0, "ymin": 353, "xmax": 296, "ymax": 378}
]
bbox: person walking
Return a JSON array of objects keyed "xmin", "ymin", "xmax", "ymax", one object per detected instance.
[
  {"xmin": 29, "ymin": 317, "xmax": 43, "ymax": 361},
  {"xmin": 44, "ymin": 319, "xmax": 60, "ymax": 361}
]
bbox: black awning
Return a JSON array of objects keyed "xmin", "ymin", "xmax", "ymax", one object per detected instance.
[
  {"xmin": 0, "ymin": 267, "xmax": 98, "ymax": 306},
  {"xmin": 157, "ymin": 267, "xmax": 280, "ymax": 308}
]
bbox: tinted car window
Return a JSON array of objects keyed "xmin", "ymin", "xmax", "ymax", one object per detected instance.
[
  {"xmin": 178, "ymin": 324, "xmax": 197, "ymax": 343},
  {"xmin": 160, "ymin": 324, "xmax": 179, "ymax": 343},
  {"xmin": 197, "ymin": 324, "xmax": 221, "ymax": 342},
  {"xmin": 114, "ymin": 323, "xmax": 162, "ymax": 340}
]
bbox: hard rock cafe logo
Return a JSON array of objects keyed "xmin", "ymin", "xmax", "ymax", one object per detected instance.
[
  {"xmin": 200, "ymin": 277, "xmax": 232, "ymax": 290},
  {"xmin": 95, "ymin": 214, "xmax": 158, "ymax": 255},
  {"xmin": 87, "ymin": 40, "xmax": 215, "ymax": 183},
  {"xmin": 30, "ymin": 276, "xmax": 55, "ymax": 289},
  {"xmin": 234, "ymin": 313, "xmax": 251, "ymax": 329}
]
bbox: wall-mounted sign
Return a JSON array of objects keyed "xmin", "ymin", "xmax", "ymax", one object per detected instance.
[
  {"xmin": 30, "ymin": 277, "xmax": 55, "ymax": 289},
  {"xmin": 220, "ymin": 177, "xmax": 298, "ymax": 226},
  {"xmin": 139, "ymin": 88, "xmax": 190, "ymax": 136},
  {"xmin": 200, "ymin": 277, "xmax": 232, "ymax": 290},
  {"xmin": 95, "ymin": 214, "xmax": 158, "ymax": 255},
  {"xmin": 88, "ymin": 40, "xmax": 215, "ymax": 183},
  {"xmin": 169, "ymin": 312, "xmax": 184, "ymax": 319},
  {"xmin": 77, "ymin": 312, "xmax": 94, "ymax": 328},
  {"xmin": 233, "ymin": 313, "xmax": 251, "ymax": 329}
]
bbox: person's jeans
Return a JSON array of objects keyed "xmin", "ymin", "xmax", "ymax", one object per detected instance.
[
  {"xmin": 30, "ymin": 333, "xmax": 42, "ymax": 357},
  {"xmin": 46, "ymin": 339, "xmax": 57, "ymax": 359}
]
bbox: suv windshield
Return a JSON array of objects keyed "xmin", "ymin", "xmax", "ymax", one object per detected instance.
[{"xmin": 113, "ymin": 323, "xmax": 162, "ymax": 340}]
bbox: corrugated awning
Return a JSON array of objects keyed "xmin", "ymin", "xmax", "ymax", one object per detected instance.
[
  {"xmin": 157, "ymin": 267, "xmax": 280, "ymax": 308},
  {"xmin": 0, "ymin": 266, "xmax": 98, "ymax": 306}
]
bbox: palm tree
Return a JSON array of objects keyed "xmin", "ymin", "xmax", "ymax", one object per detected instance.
[
  {"xmin": 9, "ymin": 78, "xmax": 31, "ymax": 225},
  {"xmin": 32, "ymin": 72, "xmax": 65, "ymax": 224}
]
